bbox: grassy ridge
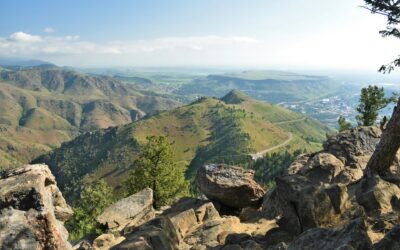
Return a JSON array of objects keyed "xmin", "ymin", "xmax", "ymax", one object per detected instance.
[{"xmin": 34, "ymin": 90, "xmax": 332, "ymax": 201}]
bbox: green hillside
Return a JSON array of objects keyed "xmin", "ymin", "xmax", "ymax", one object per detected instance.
[
  {"xmin": 0, "ymin": 66, "xmax": 181, "ymax": 169},
  {"xmin": 33, "ymin": 90, "xmax": 333, "ymax": 201}
]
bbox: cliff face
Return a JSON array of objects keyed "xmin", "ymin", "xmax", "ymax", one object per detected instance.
[{"xmin": 0, "ymin": 164, "xmax": 73, "ymax": 250}]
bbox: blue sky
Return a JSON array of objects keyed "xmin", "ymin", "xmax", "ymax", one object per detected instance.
[{"xmin": 0, "ymin": 0, "xmax": 399, "ymax": 70}]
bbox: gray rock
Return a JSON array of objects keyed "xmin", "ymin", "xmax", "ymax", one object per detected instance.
[
  {"xmin": 196, "ymin": 164, "xmax": 265, "ymax": 209},
  {"xmin": 287, "ymin": 218, "xmax": 373, "ymax": 250},
  {"xmin": 162, "ymin": 198, "xmax": 221, "ymax": 240},
  {"xmin": 374, "ymin": 224, "xmax": 400, "ymax": 250},
  {"xmin": 261, "ymin": 175, "xmax": 345, "ymax": 235},
  {"xmin": 0, "ymin": 164, "xmax": 73, "ymax": 250},
  {"xmin": 97, "ymin": 188, "xmax": 155, "ymax": 233},
  {"xmin": 323, "ymin": 126, "xmax": 382, "ymax": 168},
  {"xmin": 295, "ymin": 153, "xmax": 345, "ymax": 184},
  {"xmin": 356, "ymin": 175, "xmax": 400, "ymax": 216},
  {"xmin": 0, "ymin": 208, "xmax": 39, "ymax": 250},
  {"xmin": 111, "ymin": 217, "xmax": 180, "ymax": 250}
]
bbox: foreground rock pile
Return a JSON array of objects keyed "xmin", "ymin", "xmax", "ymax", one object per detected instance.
[
  {"xmin": 3, "ymin": 126, "xmax": 400, "ymax": 249},
  {"xmin": 103, "ymin": 126, "xmax": 400, "ymax": 249},
  {"xmin": 0, "ymin": 164, "xmax": 73, "ymax": 249}
]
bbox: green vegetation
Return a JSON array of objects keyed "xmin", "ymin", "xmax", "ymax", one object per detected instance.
[
  {"xmin": 247, "ymin": 150, "xmax": 304, "ymax": 187},
  {"xmin": 66, "ymin": 180, "xmax": 114, "ymax": 242},
  {"xmin": 338, "ymin": 116, "xmax": 352, "ymax": 132},
  {"xmin": 34, "ymin": 90, "xmax": 332, "ymax": 202},
  {"xmin": 126, "ymin": 136, "xmax": 189, "ymax": 208},
  {"xmin": 356, "ymin": 85, "xmax": 396, "ymax": 126}
]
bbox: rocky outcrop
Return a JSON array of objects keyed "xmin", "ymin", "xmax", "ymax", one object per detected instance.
[
  {"xmin": 257, "ymin": 127, "xmax": 400, "ymax": 249},
  {"xmin": 0, "ymin": 164, "xmax": 73, "ymax": 250},
  {"xmin": 196, "ymin": 164, "xmax": 265, "ymax": 209},
  {"xmin": 356, "ymin": 175, "xmax": 400, "ymax": 216},
  {"xmin": 374, "ymin": 224, "xmax": 400, "ymax": 250},
  {"xmin": 287, "ymin": 218, "xmax": 373, "ymax": 250},
  {"xmin": 111, "ymin": 217, "xmax": 180, "ymax": 250},
  {"xmin": 288, "ymin": 152, "xmax": 344, "ymax": 184},
  {"xmin": 262, "ymin": 174, "xmax": 351, "ymax": 237},
  {"xmin": 10, "ymin": 125, "xmax": 398, "ymax": 250},
  {"xmin": 93, "ymin": 196, "xmax": 276, "ymax": 250},
  {"xmin": 96, "ymin": 126, "xmax": 400, "ymax": 249},
  {"xmin": 97, "ymin": 188, "xmax": 155, "ymax": 233},
  {"xmin": 323, "ymin": 126, "xmax": 382, "ymax": 168},
  {"xmin": 288, "ymin": 126, "xmax": 400, "ymax": 187}
]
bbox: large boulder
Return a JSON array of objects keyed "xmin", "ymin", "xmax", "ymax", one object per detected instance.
[
  {"xmin": 196, "ymin": 164, "xmax": 265, "ymax": 209},
  {"xmin": 287, "ymin": 126, "xmax": 400, "ymax": 186},
  {"xmin": 111, "ymin": 217, "xmax": 180, "ymax": 250},
  {"xmin": 262, "ymin": 174, "xmax": 350, "ymax": 236},
  {"xmin": 97, "ymin": 188, "xmax": 155, "ymax": 233},
  {"xmin": 161, "ymin": 198, "xmax": 221, "ymax": 240},
  {"xmin": 0, "ymin": 164, "xmax": 73, "ymax": 250},
  {"xmin": 323, "ymin": 126, "xmax": 382, "ymax": 168},
  {"xmin": 356, "ymin": 175, "xmax": 400, "ymax": 216},
  {"xmin": 288, "ymin": 153, "xmax": 344, "ymax": 184},
  {"xmin": 287, "ymin": 218, "xmax": 373, "ymax": 250}
]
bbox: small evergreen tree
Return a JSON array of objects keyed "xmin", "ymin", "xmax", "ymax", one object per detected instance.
[
  {"xmin": 356, "ymin": 85, "xmax": 395, "ymax": 126},
  {"xmin": 66, "ymin": 180, "xmax": 114, "ymax": 241},
  {"xmin": 338, "ymin": 116, "xmax": 352, "ymax": 132},
  {"xmin": 126, "ymin": 136, "xmax": 189, "ymax": 208}
]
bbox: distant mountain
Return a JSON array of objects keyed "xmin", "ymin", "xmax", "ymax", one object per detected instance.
[
  {"xmin": 0, "ymin": 58, "xmax": 55, "ymax": 67},
  {"xmin": 33, "ymin": 90, "xmax": 333, "ymax": 201},
  {"xmin": 0, "ymin": 66, "xmax": 181, "ymax": 168},
  {"xmin": 113, "ymin": 75, "xmax": 153, "ymax": 85},
  {"xmin": 175, "ymin": 70, "xmax": 343, "ymax": 103}
]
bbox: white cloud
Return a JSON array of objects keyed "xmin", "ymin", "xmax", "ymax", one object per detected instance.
[
  {"xmin": 0, "ymin": 32, "xmax": 259, "ymax": 60},
  {"xmin": 44, "ymin": 27, "xmax": 55, "ymax": 33},
  {"xmin": 9, "ymin": 32, "xmax": 42, "ymax": 42},
  {"xmin": 0, "ymin": 28, "xmax": 398, "ymax": 70}
]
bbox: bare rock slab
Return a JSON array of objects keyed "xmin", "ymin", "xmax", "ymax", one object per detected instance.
[{"xmin": 97, "ymin": 188, "xmax": 154, "ymax": 233}]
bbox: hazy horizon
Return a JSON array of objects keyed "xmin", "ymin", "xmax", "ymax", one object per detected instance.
[{"xmin": 1, "ymin": 0, "xmax": 400, "ymax": 72}]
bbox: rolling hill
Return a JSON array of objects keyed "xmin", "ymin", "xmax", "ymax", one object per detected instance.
[
  {"xmin": 33, "ymin": 90, "xmax": 333, "ymax": 201},
  {"xmin": 175, "ymin": 70, "xmax": 342, "ymax": 103},
  {"xmin": 0, "ymin": 65, "xmax": 181, "ymax": 168}
]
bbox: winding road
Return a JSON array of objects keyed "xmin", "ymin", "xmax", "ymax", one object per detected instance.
[
  {"xmin": 250, "ymin": 132, "xmax": 293, "ymax": 160},
  {"xmin": 249, "ymin": 117, "xmax": 308, "ymax": 160},
  {"xmin": 272, "ymin": 117, "xmax": 306, "ymax": 125}
]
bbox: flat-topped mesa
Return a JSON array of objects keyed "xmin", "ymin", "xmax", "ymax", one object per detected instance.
[
  {"xmin": 0, "ymin": 164, "xmax": 73, "ymax": 250},
  {"xmin": 196, "ymin": 164, "xmax": 265, "ymax": 209}
]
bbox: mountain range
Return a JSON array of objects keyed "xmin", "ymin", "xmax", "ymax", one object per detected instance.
[
  {"xmin": 0, "ymin": 65, "xmax": 181, "ymax": 168},
  {"xmin": 173, "ymin": 70, "xmax": 343, "ymax": 103}
]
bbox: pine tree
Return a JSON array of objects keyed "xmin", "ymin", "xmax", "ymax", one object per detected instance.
[
  {"xmin": 356, "ymin": 85, "xmax": 395, "ymax": 126},
  {"xmin": 338, "ymin": 116, "xmax": 352, "ymax": 132},
  {"xmin": 66, "ymin": 180, "xmax": 114, "ymax": 241},
  {"xmin": 126, "ymin": 135, "xmax": 189, "ymax": 208}
]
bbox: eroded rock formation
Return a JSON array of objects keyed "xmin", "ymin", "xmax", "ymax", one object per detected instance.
[{"xmin": 0, "ymin": 164, "xmax": 73, "ymax": 250}]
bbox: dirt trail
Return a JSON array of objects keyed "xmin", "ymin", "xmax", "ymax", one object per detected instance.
[{"xmin": 250, "ymin": 132, "xmax": 293, "ymax": 160}]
